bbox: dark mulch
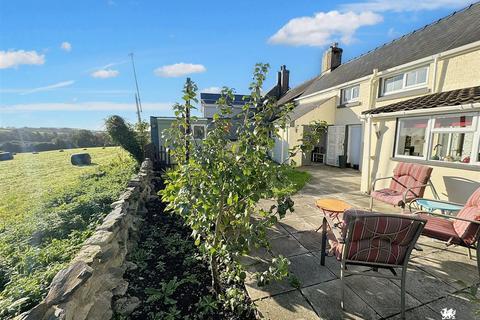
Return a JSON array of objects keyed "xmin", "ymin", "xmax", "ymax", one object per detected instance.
[{"xmin": 119, "ymin": 174, "xmax": 256, "ymax": 319}]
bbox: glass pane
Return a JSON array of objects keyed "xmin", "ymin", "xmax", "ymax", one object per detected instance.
[
  {"xmin": 430, "ymin": 132, "xmax": 474, "ymax": 163},
  {"xmin": 352, "ymin": 86, "xmax": 359, "ymax": 98},
  {"xmin": 405, "ymin": 70, "xmax": 417, "ymax": 87},
  {"xmin": 193, "ymin": 126, "xmax": 205, "ymax": 139},
  {"xmin": 396, "ymin": 118, "xmax": 428, "ymax": 157},
  {"xmin": 417, "ymin": 68, "xmax": 427, "ymax": 84},
  {"xmin": 434, "ymin": 115, "xmax": 473, "ymax": 129},
  {"xmin": 384, "ymin": 74, "xmax": 403, "ymax": 93}
]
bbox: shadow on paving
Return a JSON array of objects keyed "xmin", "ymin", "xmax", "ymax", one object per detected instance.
[{"xmin": 244, "ymin": 165, "xmax": 479, "ymax": 319}]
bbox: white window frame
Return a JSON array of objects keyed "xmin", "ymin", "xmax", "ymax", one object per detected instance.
[
  {"xmin": 340, "ymin": 85, "xmax": 360, "ymax": 104},
  {"xmin": 381, "ymin": 66, "xmax": 429, "ymax": 96},
  {"xmin": 427, "ymin": 113, "xmax": 479, "ymax": 164},
  {"xmin": 394, "ymin": 116, "xmax": 430, "ymax": 160},
  {"xmin": 192, "ymin": 124, "xmax": 206, "ymax": 140},
  {"xmin": 394, "ymin": 112, "xmax": 480, "ymax": 166}
]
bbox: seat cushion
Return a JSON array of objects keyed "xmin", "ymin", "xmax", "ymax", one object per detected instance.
[
  {"xmin": 453, "ymin": 187, "xmax": 480, "ymax": 245},
  {"xmin": 371, "ymin": 188, "xmax": 414, "ymax": 207},
  {"xmin": 419, "ymin": 213, "xmax": 462, "ymax": 244},
  {"xmin": 390, "ymin": 162, "xmax": 433, "ymax": 198}
]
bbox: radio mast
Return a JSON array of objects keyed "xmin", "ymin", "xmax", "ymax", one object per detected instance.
[{"xmin": 129, "ymin": 52, "xmax": 142, "ymax": 124}]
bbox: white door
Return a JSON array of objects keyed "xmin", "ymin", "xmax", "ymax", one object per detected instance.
[
  {"xmin": 326, "ymin": 125, "xmax": 346, "ymax": 166},
  {"xmin": 347, "ymin": 125, "xmax": 362, "ymax": 169}
]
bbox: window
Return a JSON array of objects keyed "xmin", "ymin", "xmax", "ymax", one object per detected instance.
[
  {"xmin": 341, "ymin": 85, "xmax": 359, "ymax": 104},
  {"xmin": 395, "ymin": 117, "xmax": 428, "ymax": 158},
  {"xmin": 394, "ymin": 113, "xmax": 480, "ymax": 166},
  {"xmin": 192, "ymin": 125, "xmax": 206, "ymax": 140},
  {"xmin": 382, "ymin": 66, "xmax": 428, "ymax": 95},
  {"xmin": 429, "ymin": 115, "xmax": 476, "ymax": 164}
]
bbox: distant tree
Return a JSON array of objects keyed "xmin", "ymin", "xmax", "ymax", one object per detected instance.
[
  {"xmin": 72, "ymin": 130, "xmax": 97, "ymax": 148},
  {"xmin": 105, "ymin": 115, "xmax": 145, "ymax": 163}
]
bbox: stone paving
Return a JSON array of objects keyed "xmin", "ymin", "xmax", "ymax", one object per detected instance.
[{"xmin": 245, "ymin": 165, "xmax": 479, "ymax": 320}]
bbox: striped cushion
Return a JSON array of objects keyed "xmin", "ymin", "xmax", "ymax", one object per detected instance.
[
  {"xmin": 334, "ymin": 209, "xmax": 424, "ymax": 265},
  {"xmin": 371, "ymin": 188, "xmax": 414, "ymax": 207},
  {"xmin": 389, "ymin": 162, "xmax": 433, "ymax": 198},
  {"xmin": 453, "ymin": 187, "xmax": 480, "ymax": 245},
  {"xmin": 419, "ymin": 213, "xmax": 462, "ymax": 244}
]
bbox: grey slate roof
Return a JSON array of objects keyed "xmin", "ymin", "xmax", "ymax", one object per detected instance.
[
  {"xmin": 200, "ymin": 93, "xmax": 250, "ymax": 106},
  {"xmin": 277, "ymin": 77, "xmax": 317, "ymax": 106},
  {"xmin": 299, "ymin": 2, "xmax": 480, "ymax": 97},
  {"xmin": 290, "ymin": 97, "xmax": 332, "ymax": 121},
  {"xmin": 362, "ymin": 86, "xmax": 480, "ymax": 115}
]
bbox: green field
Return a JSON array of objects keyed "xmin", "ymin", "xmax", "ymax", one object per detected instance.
[{"xmin": 0, "ymin": 147, "xmax": 136, "ymax": 317}]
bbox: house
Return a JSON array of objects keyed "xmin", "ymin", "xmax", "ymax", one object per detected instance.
[
  {"xmin": 274, "ymin": 3, "xmax": 480, "ymax": 202},
  {"xmin": 151, "ymin": 65, "xmax": 291, "ymax": 151}
]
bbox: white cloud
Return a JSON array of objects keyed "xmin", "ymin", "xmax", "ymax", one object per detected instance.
[
  {"xmin": 0, "ymin": 101, "xmax": 173, "ymax": 113},
  {"xmin": 0, "ymin": 50, "xmax": 45, "ymax": 69},
  {"xmin": 60, "ymin": 42, "xmax": 72, "ymax": 52},
  {"xmin": 154, "ymin": 63, "xmax": 206, "ymax": 78},
  {"xmin": 268, "ymin": 10, "xmax": 383, "ymax": 47},
  {"xmin": 20, "ymin": 80, "xmax": 75, "ymax": 95},
  {"xmin": 201, "ymin": 86, "xmax": 222, "ymax": 94},
  {"xmin": 341, "ymin": 0, "xmax": 473, "ymax": 12},
  {"xmin": 91, "ymin": 69, "xmax": 120, "ymax": 79}
]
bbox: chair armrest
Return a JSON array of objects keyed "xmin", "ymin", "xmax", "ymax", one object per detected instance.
[
  {"xmin": 370, "ymin": 176, "xmax": 394, "ymax": 194},
  {"xmin": 324, "ymin": 215, "xmax": 344, "ymax": 243},
  {"xmin": 414, "ymin": 210, "xmax": 480, "ymax": 225},
  {"xmin": 402, "ymin": 183, "xmax": 430, "ymax": 204}
]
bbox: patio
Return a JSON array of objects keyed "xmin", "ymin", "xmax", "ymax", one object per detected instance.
[{"xmin": 246, "ymin": 165, "xmax": 479, "ymax": 319}]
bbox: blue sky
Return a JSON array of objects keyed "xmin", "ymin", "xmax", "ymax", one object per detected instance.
[{"xmin": 0, "ymin": 0, "xmax": 475, "ymax": 130}]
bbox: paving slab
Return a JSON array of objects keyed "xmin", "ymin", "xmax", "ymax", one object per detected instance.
[
  {"xmin": 270, "ymin": 235, "xmax": 309, "ymax": 257},
  {"xmin": 310, "ymin": 251, "xmax": 370, "ymax": 278},
  {"xmin": 411, "ymin": 249, "xmax": 479, "ymax": 290},
  {"xmin": 302, "ymin": 279, "xmax": 380, "ymax": 320},
  {"xmin": 279, "ymin": 216, "xmax": 316, "ymax": 234},
  {"xmin": 292, "ymin": 203, "xmax": 319, "ymax": 217},
  {"xmin": 288, "ymin": 253, "xmax": 336, "ymax": 288},
  {"xmin": 385, "ymin": 304, "xmax": 439, "ymax": 320},
  {"xmin": 426, "ymin": 292, "xmax": 478, "ymax": 320},
  {"xmin": 345, "ymin": 275, "xmax": 421, "ymax": 318},
  {"xmin": 244, "ymin": 261, "xmax": 295, "ymax": 300},
  {"xmin": 255, "ymin": 290, "xmax": 319, "ymax": 320},
  {"xmin": 266, "ymin": 223, "xmax": 290, "ymax": 239},
  {"xmin": 387, "ymin": 266, "xmax": 457, "ymax": 304},
  {"xmin": 292, "ymin": 230, "xmax": 325, "ymax": 252}
]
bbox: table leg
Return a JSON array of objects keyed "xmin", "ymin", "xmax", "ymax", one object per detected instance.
[{"xmin": 321, "ymin": 217, "xmax": 327, "ymax": 266}]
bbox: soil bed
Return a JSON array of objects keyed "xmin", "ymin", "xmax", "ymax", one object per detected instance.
[{"xmin": 118, "ymin": 175, "xmax": 256, "ymax": 319}]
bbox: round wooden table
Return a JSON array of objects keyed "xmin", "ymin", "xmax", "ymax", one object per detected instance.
[{"xmin": 315, "ymin": 198, "xmax": 352, "ymax": 227}]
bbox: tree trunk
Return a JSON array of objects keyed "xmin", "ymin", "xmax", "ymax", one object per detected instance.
[{"xmin": 210, "ymin": 254, "xmax": 221, "ymax": 294}]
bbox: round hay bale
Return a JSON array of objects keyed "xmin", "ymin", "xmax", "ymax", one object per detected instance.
[
  {"xmin": 59, "ymin": 149, "xmax": 64, "ymax": 152},
  {"xmin": 32, "ymin": 152, "xmax": 39, "ymax": 154},
  {"xmin": 0, "ymin": 152, "xmax": 13, "ymax": 161},
  {"xmin": 71, "ymin": 153, "xmax": 91, "ymax": 166}
]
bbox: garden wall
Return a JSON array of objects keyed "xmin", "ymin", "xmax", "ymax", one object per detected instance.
[{"xmin": 17, "ymin": 159, "xmax": 155, "ymax": 320}]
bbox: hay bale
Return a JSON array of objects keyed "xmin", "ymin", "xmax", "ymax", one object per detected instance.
[
  {"xmin": 59, "ymin": 149, "xmax": 64, "ymax": 152},
  {"xmin": 0, "ymin": 152, "xmax": 13, "ymax": 161},
  {"xmin": 71, "ymin": 153, "xmax": 91, "ymax": 166}
]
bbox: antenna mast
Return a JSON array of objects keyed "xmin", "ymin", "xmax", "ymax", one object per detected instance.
[{"xmin": 129, "ymin": 52, "xmax": 142, "ymax": 124}]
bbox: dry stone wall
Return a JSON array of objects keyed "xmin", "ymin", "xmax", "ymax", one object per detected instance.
[{"xmin": 17, "ymin": 159, "xmax": 155, "ymax": 320}]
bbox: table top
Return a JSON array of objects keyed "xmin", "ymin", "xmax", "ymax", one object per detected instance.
[
  {"xmin": 315, "ymin": 198, "xmax": 352, "ymax": 213},
  {"xmin": 415, "ymin": 199, "xmax": 463, "ymax": 212}
]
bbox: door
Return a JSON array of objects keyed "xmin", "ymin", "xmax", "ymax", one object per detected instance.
[
  {"xmin": 347, "ymin": 125, "xmax": 362, "ymax": 170},
  {"xmin": 326, "ymin": 125, "xmax": 346, "ymax": 166}
]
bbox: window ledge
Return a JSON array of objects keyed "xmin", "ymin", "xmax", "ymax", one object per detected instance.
[
  {"xmin": 391, "ymin": 157, "xmax": 480, "ymax": 171},
  {"xmin": 338, "ymin": 101, "xmax": 361, "ymax": 108},
  {"xmin": 377, "ymin": 87, "xmax": 430, "ymax": 102}
]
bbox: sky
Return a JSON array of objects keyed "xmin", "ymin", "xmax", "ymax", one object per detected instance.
[{"xmin": 0, "ymin": 0, "xmax": 476, "ymax": 130}]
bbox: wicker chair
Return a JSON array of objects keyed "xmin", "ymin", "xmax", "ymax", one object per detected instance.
[
  {"xmin": 322, "ymin": 209, "xmax": 426, "ymax": 319},
  {"xmin": 370, "ymin": 162, "xmax": 436, "ymax": 210}
]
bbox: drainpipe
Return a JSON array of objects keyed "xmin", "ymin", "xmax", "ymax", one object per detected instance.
[
  {"xmin": 432, "ymin": 54, "xmax": 439, "ymax": 93},
  {"xmin": 281, "ymin": 125, "xmax": 285, "ymax": 164},
  {"xmin": 365, "ymin": 69, "xmax": 378, "ymax": 193}
]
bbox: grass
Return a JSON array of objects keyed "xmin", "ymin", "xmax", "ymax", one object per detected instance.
[
  {"xmin": 281, "ymin": 166, "xmax": 311, "ymax": 193},
  {"xmin": 0, "ymin": 147, "xmax": 136, "ymax": 318}
]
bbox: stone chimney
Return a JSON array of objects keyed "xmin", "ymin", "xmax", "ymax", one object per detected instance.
[
  {"xmin": 321, "ymin": 43, "xmax": 342, "ymax": 74},
  {"xmin": 277, "ymin": 65, "xmax": 290, "ymax": 96}
]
